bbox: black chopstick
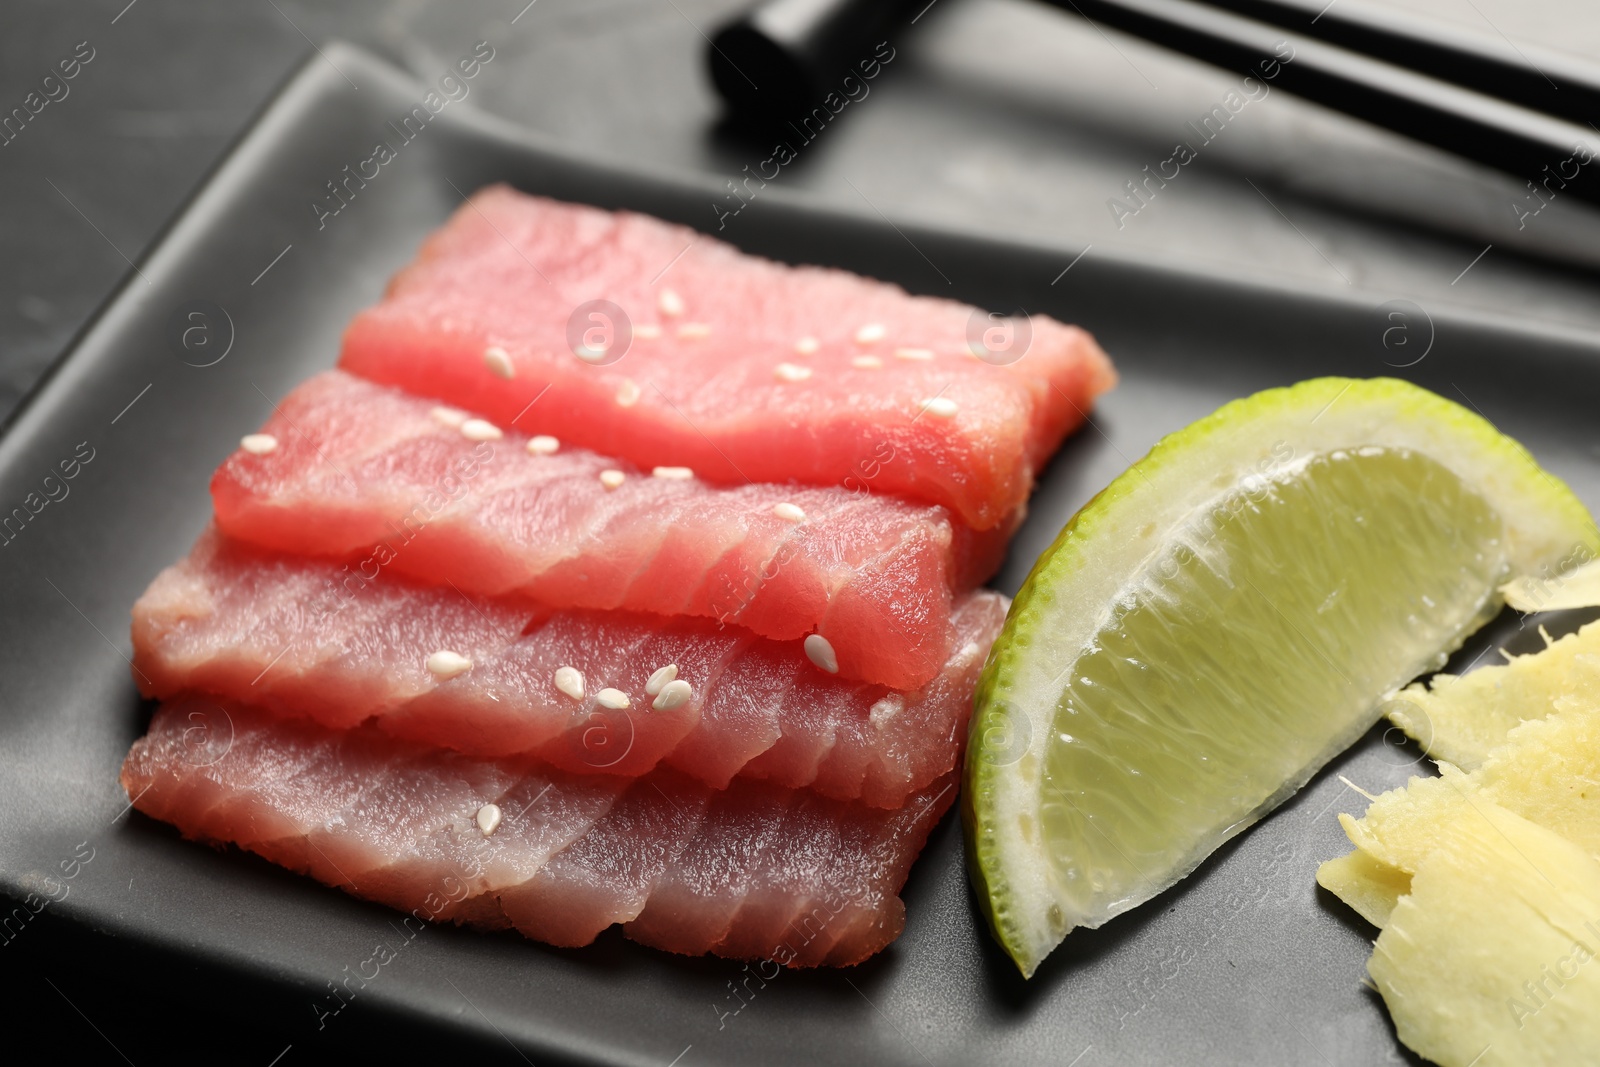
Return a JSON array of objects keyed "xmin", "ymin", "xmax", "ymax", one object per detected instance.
[
  {"xmin": 1037, "ymin": 0, "xmax": 1600, "ymax": 211},
  {"xmin": 710, "ymin": 0, "xmax": 933, "ymax": 120},
  {"xmin": 711, "ymin": 0, "xmax": 1600, "ymax": 214},
  {"xmin": 1191, "ymin": 0, "xmax": 1600, "ymax": 133}
]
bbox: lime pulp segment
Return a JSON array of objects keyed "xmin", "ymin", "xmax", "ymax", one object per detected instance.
[{"xmin": 1038, "ymin": 447, "xmax": 1503, "ymax": 919}]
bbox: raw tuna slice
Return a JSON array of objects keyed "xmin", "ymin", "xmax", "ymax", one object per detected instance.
[
  {"xmin": 212, "ymin": 370, "xmax": 1009, "ymax": 689},
  {"xmin": 122, "ymin": 700, "xmax": 955, "ymax": 966},
  {"xmin": 339, "ymin": 185, "xmax": 1116, "ymax": 531},
  {"xmin": 132, "ymin": 529, "xmax": 1006, "ymax": 807}
]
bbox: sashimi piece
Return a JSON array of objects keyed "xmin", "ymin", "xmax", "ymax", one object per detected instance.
[
  {"xmin": 213, "ymin": 370, "xmax": 1009, "ymax": 689},
  {"xmin": 121, "ymin": 701, "xmax": 618, "ymax": 916},
  {"xmin": 492, "ymin": 770, "xmax": 715, "ymax": 947},
  {"xmin": 121, "ymin": 700, "xmax": 956, "ymax": 966},
  {"xmin": 623, "ymin": 775, "xmax": 954, "ymax": 967},
  {"xmin": 339, "ymin": 185, "xmax": 1116, "ymax": 531},
  {"xmin": 132, "ymin": 528, "xmax": 1007, "ymax": 807},
  {"xmin": 130, "ymin": 528, "xmax": 534, "ymax": 731}
]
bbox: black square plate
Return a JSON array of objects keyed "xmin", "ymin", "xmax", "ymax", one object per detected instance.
[{"xmin": 5, "ymin": 43, "xmax": 1597, "ymax": 1066}]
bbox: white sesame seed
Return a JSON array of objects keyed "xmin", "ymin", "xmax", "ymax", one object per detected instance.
[
  {"xmin": 773, "ymin": 502, "xmax": 806, "ymax": 522},
  {"xmin": 804, "ymin": 633, "xmax": 839, "ymax": 674},
  {"xmin": 426, "ymin": 650, "xmax": 473, "ymax": 680},
  {"xmin": 239, "ymin": 433, "xmax": 278, "ymax": 456},
  {"xmin": 851, "ymin": 356, "xmax": 883, "ymax": 370},
  {"xmin": 483, "ymin": 346, "xmax": 515, "ymax": 379},
  {"xmin": 652, "ymin": 466, "xmax": 694, "ymax": 481},
  {"xmin": 894, "ymin": 347, "xmax": 935, "ymax": 361},
  {"xmin": 596, "ymin": 687, "xmax": 630, "ymax": 710},
  {"xmin": 526, "ymin": 435, "xmax": 560, "ymax": 456},
  {"xmin": 635, "ymin": 324, "xmax": 662, "ymax": 340},
  {"xmin": 554, "ymin": 666, "xmax": 585, "ymax": 701},
  {"xmin": 676, "ymin": 322, "xmax": 711, "ymax": 339},
  {"xmin": 794, "ymin": 336, "xmax": 820, "ymax": 355},
  {"xmin": 653, "ymin": 679, "xmax": 692, "ymax": 711},
  {"xmin": 573, "ymin": 343, "xmax": 610, "ymax": 364},
  {"xmin": 431, "ymin": 406, "xmax": 468, "ymax": 428},
  {"xmin": 616, "ymin": 379, "xmax": 641, "ymax": 407},
  {"xmin": 774, "ymin": 362, "xmax": 813, "ymax": 382},
  {"xmin": 460, "ymin": 418, "xmax": 503, "ymax": 441},
  {"xmin": 475, "ymin": 803, "xmax": 503, "ymax": 837},
  {"xmin": 645, "ymin": 664, "xmax": 678, "ymax": 696},
  {"xmin": 855, "ymin": 323, "xmax": 887, "ymax": 344},
  {"xmin": 658, "ymin": 288, "xmax": 685, "ymax": 317},
  {"xmin": 920, "ymin": 397, "xmax": 959, "ymax": 419},
  {"xmin": 599, "ymin": 469, "xmax": 626, "ymax": 490}
]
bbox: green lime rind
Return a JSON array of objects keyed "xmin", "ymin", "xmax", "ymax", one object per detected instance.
[{"xmin": 965, "ymin": 377, "xmax": 1600, "ymax": 978}]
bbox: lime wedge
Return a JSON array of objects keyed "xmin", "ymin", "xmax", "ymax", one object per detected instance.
[{"xmin": 965, "ymin": 377, "xmax": 1599, "ymax": 977}]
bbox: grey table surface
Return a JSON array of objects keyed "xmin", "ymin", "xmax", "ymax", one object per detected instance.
[{"xmin": 2, "ymin": 0, "xmax": 1599, "ymax": 1062}]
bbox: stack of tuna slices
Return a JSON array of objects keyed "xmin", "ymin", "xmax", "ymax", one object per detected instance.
[{"xmin": 121, "ymin": 186, "xmax": 1115, "ymax": 967}]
